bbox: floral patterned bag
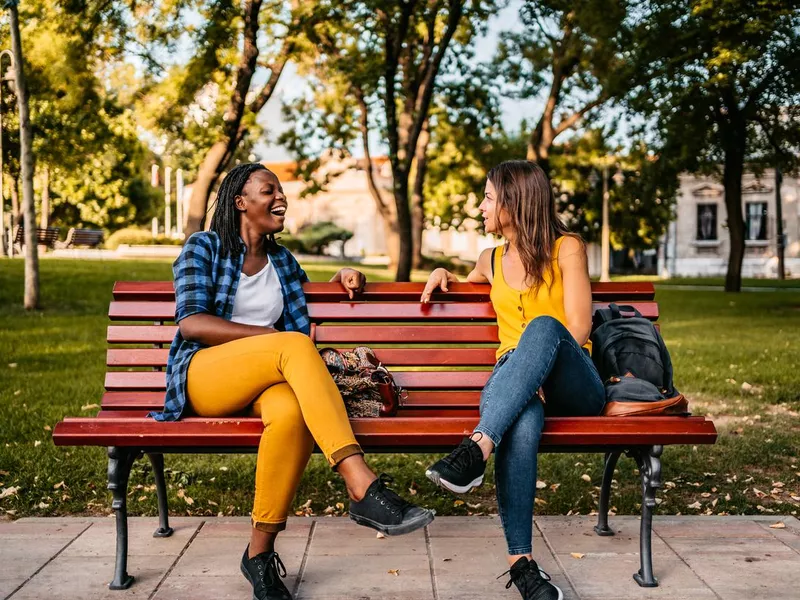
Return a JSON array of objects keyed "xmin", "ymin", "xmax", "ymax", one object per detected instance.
[{"xmin": 318, "ymin": 346, "xmax": 404, "ymax": 417}]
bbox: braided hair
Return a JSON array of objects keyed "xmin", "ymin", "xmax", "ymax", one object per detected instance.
[{"xmin": 209, "ymin": 162, "xmax": 280, "ymax": 256}]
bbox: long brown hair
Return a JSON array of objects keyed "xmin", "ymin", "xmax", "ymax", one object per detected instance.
[{"xmin": 487, "ymin": 160, "xmax": 578, "ymax": 293}]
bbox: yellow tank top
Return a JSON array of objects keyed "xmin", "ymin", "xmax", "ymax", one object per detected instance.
[{"xmin": 491, "ymin": 237, "xmax": 592, "ymax": 360}]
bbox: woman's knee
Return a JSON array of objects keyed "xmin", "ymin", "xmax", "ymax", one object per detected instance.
[
  {"xmin": 273, "ymin": 331, "xmax": 317, "ymax": 356},
  {"xmin": 522, "ymin": 315, "xmax": 566, "ymax": 342}
]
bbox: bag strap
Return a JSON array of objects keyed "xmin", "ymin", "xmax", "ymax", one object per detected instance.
[{"xmin": 608, "ymin": 302, "xmax": 643, "ymax": 319}]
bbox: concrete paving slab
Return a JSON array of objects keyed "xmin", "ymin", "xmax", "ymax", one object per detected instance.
[
  {"xmin": 537, "ymin": 516, "xmax": 672, "ymax": 556},
  {"xmin": 3, "ymin": 515, "xmax": 799, "ymax": 599},
  {"xmin": 0, "ymin": 519, "xmax": 91, "ymax": 598},
  {"xmin": 168, "ymin": 525, "xmax": 308, "ymax": 592},
  {"xmin": 7, "ymin": 555, "xmax": 166, "ymax": 600},
  {"xmin": 297, "ymin": 552, "xmax": 434, "ymax": 600},
  {"xmin": 429, "ymin": 532, "xmax": 576, "ymax": 600},
  {"xmin": 664, "ymin": 537, "xmax": 800, "ymax": 599},
  {"xmin": 556, "ymin": 554, "xmax": 717, "ymax": 600},
  {"xmin": 62, "ymin": 517, "xmax": 201, "ymax": 558},
  {"xmin": 310, "ymin": 518, "xmax": 427, "ymax": 556}
]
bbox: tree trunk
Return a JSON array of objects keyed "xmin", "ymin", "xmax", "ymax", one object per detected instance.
[
  {"xmin": 185, "ymin": 141, "xmax": 227, "ymax": 236},
  {"xmin": 40, "ymin": 165, "xmax": 49, "ymax": 229},
  {"xmin": 9, "ymin": 4, "xmax": 39, "ymax": 310},
  {"xmin": 410, "ymin": 120, "xmax": 430, "ymax": 270},
  {"xmin": 184, "ymin": 0, "xmax": 263, "ymax": 238},
  {"xmin": 722, "ymin": 126, "xmax": 746, "ymax": 293},
  {"xmin": 393, "ymin": 173, "xmax": 413, "ymax": 282}
]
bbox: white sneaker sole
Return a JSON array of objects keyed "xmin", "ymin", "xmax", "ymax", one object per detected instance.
[{"xmin": 425, "ymin": 469, "xmax": 484, "ymax": 494}]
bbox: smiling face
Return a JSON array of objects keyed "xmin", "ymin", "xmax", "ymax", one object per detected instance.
[
  {"xmin": 235, "ymin": 169, "xmax": 287, "ymax": 235},
  {"xmin": 479, "ymin": 178, "xmax": 512, "ymax": 236}
]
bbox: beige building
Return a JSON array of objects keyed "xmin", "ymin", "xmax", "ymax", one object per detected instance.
[{"xmin": 660, "ymin": 171, "xmax": 800, "ymax": 278}]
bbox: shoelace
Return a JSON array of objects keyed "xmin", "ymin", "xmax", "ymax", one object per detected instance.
[
  {"xmin": 374, "ymin": 473, "xmax": 410, "ymax": 516},
  {"xmin": 256, "ymin": 552, "xmax": 287, "ymax": 586},
  {"xmin": 498, "ymin": 562, "xmax": 552, "ymax": 594},
  {"xmin": 442, "ymin": 436, "xmax": 482, "ymax": 472}
]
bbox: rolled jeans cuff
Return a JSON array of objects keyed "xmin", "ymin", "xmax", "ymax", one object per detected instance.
[
  {"xmin": 330, "ymin": 443, "xmax": 363, "ymax": 468},
  {"xmin": 507, "ymin": 546, "xmax": 533, "ymax": 556},
  {"xmin": 251, "ymin": 517, "xmax": 288, "ymax": 533},
  {"xmin": 473, "ymin": 425, "xmax": 501, "ymax": 448}
]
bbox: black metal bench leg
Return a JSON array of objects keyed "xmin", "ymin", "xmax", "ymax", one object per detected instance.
[
  {"xmin": 146, "ymin": 453, "xmax": 174, "ymax": 538},
  {"xmin": 594, "ymin": 451, "xmax": 621, "ymax": 536},
  {"xmin": 632, "ymin": 444, "xmax": 663, "ymax": 588},
  {"xmin": 107, "ymin": 447, "xmax": 138, "ymax": 590}
]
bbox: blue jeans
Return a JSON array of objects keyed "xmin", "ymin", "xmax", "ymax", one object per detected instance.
[{"xmin": 475, "ymin": 316, "xmax": 605, "ymax": 555}]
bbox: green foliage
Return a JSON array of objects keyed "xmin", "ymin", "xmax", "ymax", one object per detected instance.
[
  {"xmin": 628, "ymin": 0, "xmax": 800, "ymax": 175},
  {"xmin": 105, "ymin": 227, "xmax": 183, "ymax": 250},
  {"xmin": 280, "ymin": 221, "xmax": 354, "ymax": 256},
  {"xmin": 549, "ymin": 129, "xmax": 678, "ymax": 250}
]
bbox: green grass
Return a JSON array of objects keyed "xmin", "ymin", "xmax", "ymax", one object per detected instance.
[
  {"xmin": 613, "ymin": 275, "xmax": 800, "ymax": 289},
  {"xmin": 1, "ymin": 258, "xmax": 799, "ymax": 523}
]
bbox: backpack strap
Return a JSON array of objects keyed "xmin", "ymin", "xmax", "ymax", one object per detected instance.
[{"xmin": 609, "ymin": 302, "xmax": 643, "ymax": 319}]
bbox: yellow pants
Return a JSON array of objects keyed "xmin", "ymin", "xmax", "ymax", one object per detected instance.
[{"xmin": 186, "ymin": 331, "xmax": 363, "ymax": 532}]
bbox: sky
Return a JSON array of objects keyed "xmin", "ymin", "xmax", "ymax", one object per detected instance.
[{"xmin": 253, "ymin": 0, "xmax": 544, "ymax": 162}]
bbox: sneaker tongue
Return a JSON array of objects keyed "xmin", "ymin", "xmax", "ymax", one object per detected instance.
[{"xmin": 510, "ymin": 556, "xmax": 530, "ymax": 573}]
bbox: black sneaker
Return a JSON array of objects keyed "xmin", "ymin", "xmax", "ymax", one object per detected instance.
[
  {"xmin": 240, "ymin": 546, "xmax": 292, "ymax": 600},
  {"xmin": 349, "ymin": 473, "xmax": 434, "ymax": 535},
  {"xmin": 425, "ymin": 435, "xmax": 486, "ymax": 494},
  {"xmin": 502, "ymin": 556, "xmax": 563, "ymax": 600}
]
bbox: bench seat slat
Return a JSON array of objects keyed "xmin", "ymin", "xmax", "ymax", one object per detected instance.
[
  {"xmin": 53, "ymin": 416, "xmax": 718, "ymax": 449},
  {"xmin": 112, "ymin": 281, "xmax": 657, "ymax": 302},
  {"xmin": 108, "ymin": 300, "xmax": 659, "ymax": 322},
  {"xmin": 104, "ymin": 370, "xmax": 493, "ymax": 391}
]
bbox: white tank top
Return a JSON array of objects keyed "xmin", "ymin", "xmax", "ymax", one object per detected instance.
[{"xmin": 231, "ymin": 260, "xmax": 284, "ymax": 327}]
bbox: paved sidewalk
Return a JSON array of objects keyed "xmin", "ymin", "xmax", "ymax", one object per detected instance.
[{"xmin": 2, "ymin": 515, "xmax": 798, "ymax": 600}]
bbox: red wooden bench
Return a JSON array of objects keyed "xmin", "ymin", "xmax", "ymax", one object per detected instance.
[{"xmin": 53, "ymin": 280, "xmax": 717, "ymax": 590}]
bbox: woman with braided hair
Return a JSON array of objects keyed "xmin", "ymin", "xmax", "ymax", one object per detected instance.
[{"xmin": 154, "ymin": 163, "xmax": 433, "ymax": 600}]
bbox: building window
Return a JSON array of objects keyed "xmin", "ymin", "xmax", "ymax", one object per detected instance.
[
  {"xmin": 696, "ymin": 204, "xmax": 717, "ymax": 241},
  {"xmin": 745, "ymin": 202, "xmax": 768, "ymax": 241}
]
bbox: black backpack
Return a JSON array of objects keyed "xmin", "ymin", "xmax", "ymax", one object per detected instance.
[{"xmin": 590, "ymin": 303, "xmax": 678, "ymax": 398}]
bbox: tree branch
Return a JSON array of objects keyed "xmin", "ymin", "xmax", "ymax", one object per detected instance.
[
  {"xmin": 406, "ymin": 0, "xmax": 463, "ymax": 172},
  {"xmin": 354, "ymin": 86, "xmax": 392, "ymax": 217},
  {"xmin": 553, "ymin": 94, "xmax": 606, "ymax": 136}
]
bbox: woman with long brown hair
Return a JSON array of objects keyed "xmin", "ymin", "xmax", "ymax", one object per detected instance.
[{"xmin": 420, "ymin": 160, "xmax": 605, "ymax": 600}]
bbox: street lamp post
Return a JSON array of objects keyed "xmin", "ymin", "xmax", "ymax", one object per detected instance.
[
  {"xmin": 0, "ymin": 48, "xmax": 16, "ymax": 258},
  {"xmin": 590, "ymin": 160, "xmax": 624, "ymax": 282}
]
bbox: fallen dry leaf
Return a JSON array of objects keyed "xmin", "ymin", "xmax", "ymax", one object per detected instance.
[
  {"xmin": 33, "ymin": 441, "xmax": 41, "ymax": 447},
  {"xmin": 37, "ymin": 502, "xmax": 49, "ymax": 509},
  {"xmin": 581, "ymin": 474, "xmax": 591, "ymax": 483},
  {"xmin": 387, "ymin": 569, "xmax": 400, "ymax": 576},
  {"xmin": 176, "ymin": 489, "xmax": 194, "ymax": 505},
  {"xmin": 0, "ymin": 486, "xmax": 20, "ymax": 499},
  {"xmin": 43, "ymin": 425, "xmax": 51, "ymax": 431},
  {"xmin": 753, "ymin": 488, "xmax": 768, "ymax": 499},
  {"xmin": 376, "ymin": 532, "xmax": 386, "ymax": 539},
  {"xmin": 0, "ymin": 470, "xmax": 8, "ymax": 476},
  {"xmin": 536, "ymin": 480, "xmax": 547, "ymax": 489},
  {"xmin": 53, "ymin": 481, "xmax": 65, "ymax": 490},
  {"xmin": 570, "ymin": 553, "xmax": 585, "ymax": 559},
  {"xmin": 534, "ymin": 497, "xmax": 548, "ymax": 506},
  {"xmin": 453, "ymin": 500, "xmax": 464, "ymax": 507},
  {"xmin": 81, "ymin": 403, "xmax": 100, "ymax": 411},
  {"xmin": 769, "ymin": 522, "xmax": 786, "ymax": 529},
  {"xmin": 688, "ymin": 501, "xmax": 702, "ymax": 510},
  {"xmin": 335, "ymin": 502, "xmax": 345, "ymax": 511},
  {"xmin": 550, "ymin": 483, "xmax": 561, "ymax": 492}
]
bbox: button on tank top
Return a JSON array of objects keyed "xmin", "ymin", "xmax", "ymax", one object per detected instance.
[{"xmin": 490, "ymin": 237, "xmax": 592, "ymax": 360}]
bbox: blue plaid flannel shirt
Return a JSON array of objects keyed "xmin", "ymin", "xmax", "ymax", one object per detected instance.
[{"xmin": 151, "ymin": 231, "xmax": 310, "ymax": 421}]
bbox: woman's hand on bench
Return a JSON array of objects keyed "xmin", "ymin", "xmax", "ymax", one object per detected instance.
[
  {"xmin": 421, "ymin": 268, "xmax": 459, "ymax": 303},
  {"xmin": 330, "ymin": 268, "xmax": 367, "ymax": 299}
]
